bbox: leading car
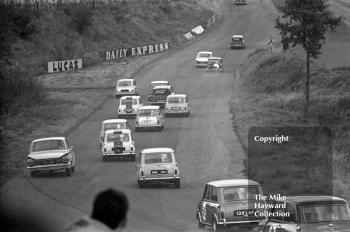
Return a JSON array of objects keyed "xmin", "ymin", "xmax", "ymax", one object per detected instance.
[
  {"xmin": 27, "ymin": 137, "xmax": 76, "ymax": 176},
  {"xmin": 196, "ymin": 179, "xmax": 266, "ymax": 231},
  {"xmin": 114, "ymin": 78, "xmax": 139, "ymax": 98},
  {"xmin": 195, "ymin": 51, "xmax": 213, "ymax": 67},
  {"xmin": 136, "ymin": 147, "xmax": 180, "ymax": 188}
]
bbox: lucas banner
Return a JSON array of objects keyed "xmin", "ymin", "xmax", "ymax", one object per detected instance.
[
  {"xmin": 48, "ymin": 59, "xmax": 82, "ymax": 73},
  {"xmin": 105, "ymin": 42, "xmax": 169, "ymax": 60}
]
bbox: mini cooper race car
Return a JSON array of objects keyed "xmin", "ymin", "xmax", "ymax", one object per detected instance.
[
  {"xmin": 117, "ymin": 96, "xmax": 143, "ymax": 118},
  {"xmin": 165, "ymin": 94, "xmax": 190, "ymax": 117},
  {"xmin": 195, "ymin": 51, "xmax": 213, "ymax": 67},
  {"xmin": 99, "ymin": 119, "xmax": 129, "ymax": 145},
  {"xmin": 136, "ymin": 147, "xmax": 180, "ymax": 188},
  {"xmin": 114, "ymin": 79, "xmax": 139, "ymax": 98},
  {"xmin": 257, "ymin": 196, "xmax": 350, "ymax": 232},
  {"xmin": 231, "ymin": 35, "xmax": 246, "ymax": 49},
  {"xmin": 101, "ymin": 129, "xmax": 136, "ymax": 161},
  {"xmin": 27, "ymin": 137, "xmax": 76, "ymax": 176},
  {"xmin": 148, "ymin": 85, "xmax": 174, "ymax": 108},
  {"xmin": 148, "ymin": 80, "xmax": 170, "ymax": 100},
  {"xmin": 206, "ymin": 57, "xmax": 224, "ymax": 72},
  {"xmin": 135, "ymin": 105, "xmax": 164, "ymax": 132},
  {"xmin": 196, "ymin": 179, "xmax": 266, "ymax": 232}
]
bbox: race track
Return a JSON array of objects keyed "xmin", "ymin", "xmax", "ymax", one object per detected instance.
[{"xmin": 0, "ymin": 1, "xmax": 279, "ymax": 231}]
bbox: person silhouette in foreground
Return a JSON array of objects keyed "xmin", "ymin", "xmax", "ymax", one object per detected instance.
[{"xmin": 64, "ymin": 188, "xmax": 129, "ymax": 232}]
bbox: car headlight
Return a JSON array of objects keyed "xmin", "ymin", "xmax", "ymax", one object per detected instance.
[
  {"xmin": 27, "ymin": 157, "xmax": 34, "ymax": 166},
  {"xmin": 61, "ymin": 154, "xmax": 70, "ymax": 163}
]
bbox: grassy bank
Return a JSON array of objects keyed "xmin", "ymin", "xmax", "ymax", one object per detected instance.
[
  {"xmin": 0, "ymin": 0, "xmax": 218, "ymax": 185},
  {"xmin": 231, "ymin": 48, "xmax": 350, "ymax": 199}
]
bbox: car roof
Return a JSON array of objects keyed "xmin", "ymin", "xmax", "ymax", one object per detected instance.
[
  {"xmin": 167, "ymin": 94, "xmax": 187, "ymax": 98},
  {"xmin": 104, "ymin": 129, "xmax": 131, "ymax": 134},
  {"xmin": 207, "ymin": 179, "xmax": 261, "ymax": 187},
  {"xmin": 118, "ymin": 79, "xmax": 134, "ymax": 82},
  {"xmin": 102, "ymin": 119, "xmax": 127, "ymax": 123},
  {"xmin": 232, "ymin": 35, "xmax": 243, "ymax": 38},
  {"xmin": 153, "ymin": 85, "xmax": 172, "ymax": 90},
  {"xmin": 139, "ymin": 105, "xmax": 160, "ymax": 110},
  {"xmin": 286, "ymin": 196, "xmax": 347, "ymax": 204},
  {"xmin": 151, "ymin": 80, "xmax": 169, "ymax": 84},
  {"xmin": 209, "ymin": 57, "xmax": 222, "ymax": 60},
  {"xmin": 120, "ymin": 96, "xmax": 140, "ymax": 100},
  {"xmin": 197, "ymin": 51, "xmax": 213, "ymax": 54},
  {"xmin": 32, "ymin": 137, "xmax": 66, "ymax": 143},
  {"xmin": 141, "ymin": 147, "xmax": 174, "ymax": 153}
]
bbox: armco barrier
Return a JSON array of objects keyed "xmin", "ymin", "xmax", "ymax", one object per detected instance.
[
  {"xmin": 105, "ymin": 42, "xmax": 169, "ymax": 60},
  {"xmin": 48, "ymin": 58, "xmax": 82, "ymax": 73}
]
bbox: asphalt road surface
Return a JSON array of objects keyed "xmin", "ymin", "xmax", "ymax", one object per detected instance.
[{"xmin": 0, "ymin": 1, "xmax": 279, "ymax": 231}]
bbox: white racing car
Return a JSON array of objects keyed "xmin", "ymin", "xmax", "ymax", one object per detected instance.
[
  {"xmin": 114, "ymin": 79, "xmax": 139, "ymax": 98},
  {"xmin": 101, "ymin": 129, "xmax": 136, "ymax": 161},
  {"xmin": 195, "ymin": 51, "xmax": 213, "ymax": 67},
  {"xmin": 117, "ymin": 96, "xmax": 143, "ymax": 118}
]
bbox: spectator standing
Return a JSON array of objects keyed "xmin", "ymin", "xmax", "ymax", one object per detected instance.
[{"xmin": 63, "ymin": 188, "xmax": 129, "ymax": 232}]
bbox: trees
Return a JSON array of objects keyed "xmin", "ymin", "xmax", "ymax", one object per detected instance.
[{"xmin": 275, "ymin": 0, "xmax": 341, "ymax": 119}]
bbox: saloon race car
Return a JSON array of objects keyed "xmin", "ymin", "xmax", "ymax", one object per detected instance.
[
  {"xmin": 27, "ymin": 137, "xmax": 76, "ymax": 176},
  {"xmin": 165, "ymin": 94, "xmax": 190, "ymax": 117},
  {"xmin": 136, "ymin": 147, "xmax": 180, "ymax": 188},
  {"xmin": 196, "ymin": 179, "xmax": 266, "ymax": 232},
  {"xmin": 99, "ymin": 119, "xmax": 129, "ymax": 146},
  {"xmin": 257, "ymin": 196, "xmax": 350, "ymax": 232},
  {"xmin": 117, "ymin": 96, "xmax": 143, "ymax": 118},
  {"xmin": 231, "ymin": 35, "xmax": 246, "ymax": 49},
  {"xmin": 148, "ymin": 80, "xmax": 170, "ymax": 100},
  {"xmin": 101, "ymin": 129, "xmax": 136, "ymax": 161},
  {"xmin": 135, "ymin": 105, "xmax": 165, "ymax": 132},
  {"xmin": 114, "ymin": 79, "xmax": 139, "ymax": 98},
  {"xmin": 148, "ymin": 85, "xmax": 174, "ymax": 108},
  {"xmin": 206, "ymin": 57, "xmax": 224, "ymax": 72},
  {"xmin": 195, "ymin": 51, "xmax": 213, "ymax": 67}
]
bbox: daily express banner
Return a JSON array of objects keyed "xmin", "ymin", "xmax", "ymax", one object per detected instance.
[
  {"xmin": 48, "ymin": 59, "xmax": 82, "ymax": 73},
  {"xmin": 105, "ymin": 42, "xmax": 169, "ymax": 60}
]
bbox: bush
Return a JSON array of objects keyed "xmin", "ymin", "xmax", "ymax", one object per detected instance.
[{"xmin": 64, "ymin": 5, "xmax": 93, "ymax": 34}]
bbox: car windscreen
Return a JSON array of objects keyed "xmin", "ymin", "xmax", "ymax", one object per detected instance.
[
  {"xmin": 121, "ymin": 98, "xmax": 137, "ymax": 105},
  {"xmin": 138, "ymin": 109, "xmax": 158, "ymax": 117},
  {"xmin": 222, "ymin": 186, "xmax": 260, "ymax": 202},
  {"xmin": 232, "ymin": 37, "xmax": 243, "ymax": 42},
  {"xmin": 106, "ymin": 133, "xmax": 129, "ymax": 143},
  {"xmin": 104, "ymin": 123, "xmax": 126, "ymax": 130},
  {"xmin": 31, "ymin": 140, "xmax": 66, "ymax": 152},
  {"xmin": 144, "ymin": 153, "xmax": 173, "ymax": 164},
  {"xmin": 167, "ymin": 97, "xmax": 185, "ymax": 104},
  {"xmin": 198, "ymin": 53, "xmax": 211, "ymax": 58},
  {"xmin": 118, "ymin": 81, "xmax": 131, "ymax": 87},
  {"xmin": 153, "ymin": 88, "xmax": 170, "ymax": 95},
  {"xmin": 151, "ymin": 82, "xmax": 168, "ymax": 88},
  {"xmin": 303, "ymin": 204, "xmax": 350, "ymax": 223}
]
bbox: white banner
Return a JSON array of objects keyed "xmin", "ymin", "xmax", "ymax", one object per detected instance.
[
  {"xmin": 48, "ymin": 58, "xmax": 82, "ymax": 73},
  {"xmin": 191, "ymin": 25, "xmax": 204, "ymax": 35}
]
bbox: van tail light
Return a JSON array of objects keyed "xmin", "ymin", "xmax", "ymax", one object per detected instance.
[
  {"xmin": 157, "ymin": 120, "xmax": 160, "ymax": 124},
  {"xmin": 104, "ymin": 148, "xmax": 106, "ymax": 152},
  {"xmin": 174, "ymin": 169, "xmax": 178, "ymax": 175},
  {"xmin": 140, "ymin": 171, "xmax": 144, "ymax": 176},
  {"xmin": 131, "ymin": 147, "xmax": 133, "ymax": 151}
]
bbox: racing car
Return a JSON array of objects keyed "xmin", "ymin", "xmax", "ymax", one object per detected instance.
[{"xmin": 205, "ymin": 57, "xmax": 224, "ymax": 72}]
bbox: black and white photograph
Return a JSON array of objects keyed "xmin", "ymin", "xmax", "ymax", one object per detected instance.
[{"xmin": 0, "ymin": 0, "xmax": 350, "ymax": 231}]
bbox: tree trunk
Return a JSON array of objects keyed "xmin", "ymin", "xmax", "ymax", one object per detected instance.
[{"xmin": 304, "ymin": 52, "xmax": 310, "ymax": 121}]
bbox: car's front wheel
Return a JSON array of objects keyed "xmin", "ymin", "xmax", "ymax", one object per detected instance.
[
  {"xmin": 30, "ymin": 171, "xmax": 37, "ymax": 177},
  {"xmin": 71, "ymin": 165, "xmax": 75, "ymax": 173},
  {"xmin": 175, "ymin": 179, "xmax": 180, "ymax": 188},
  {"xmin": 131, "ymin": 154, "xmax": 136, "ymax": 162},
  {"xmin": 65, "ymin": 168, "xmax": 71, "ymax": 176},
  {"xmin": 212, "ymin": 218, "xmax": 222, "ymax": 232}
]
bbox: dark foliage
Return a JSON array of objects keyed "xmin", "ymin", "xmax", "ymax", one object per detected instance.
[{"xmin": 64, "ymin": 5, "xmax": 93, "ymax": 34}]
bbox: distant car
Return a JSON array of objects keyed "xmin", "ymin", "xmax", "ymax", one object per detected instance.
[
  {"xmin": 135, "ymin": 105, "xmax": 164, "ymax": 132},
  {"xmin": 257, "ymin": 196, "xmax": 350, "ymax": 232},
  {"xmin": 114, "ymin": 79, "xmax": 139, "ymax": 98},
  {"xmin": 99, "ymin": 119, "xmax": 129, "ymax": 145},
  {"xmin": 149, "ymin": 85, "xmax": 174, "ymax": 108},
  {"xmin": 117, "ymin": 96, "xmax": 143, "ymax": 118},
  {"xmin": 196, "ymin": 179, "xmax": 266, "ymax": 232},
  {"xmin": 148, "ymin": 80, "xmax": 170, "ymax": 100},
  {"xmin": 231, "ymin": 35, "xmax": 246, "ymax": 49},
  {"xmin": 195, "ymin": 51, "xmax": 213, "ymax": 67},
  {"xmin": 165, "ymin": 94, "xmax": 190, "ymax": 117},
  {"xmin": 101, "ymin": 129, "xmax": 136, "ymax": 161},
  {"xmin": 136, "ymin": 147, "xmax": 180, "ymax": 188},
  {"xmin": 27, "ymin": 137, "xmax": 76, "ymax": 176},
  {"xmin": 234, "ymin": 0, "xmax": 247, "ymax": 5},
  {"xmin": 206, "ymin": 57, "xmax": 224, "ymax": 72}
]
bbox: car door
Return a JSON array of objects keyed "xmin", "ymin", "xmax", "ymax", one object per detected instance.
[
  {"xmin": 206, "ymin": 186, "xmax": 220, "ymax": 225},
  {"xmin": 199, "ymin": 185, "xmax": 211, "ymax": 223}
]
